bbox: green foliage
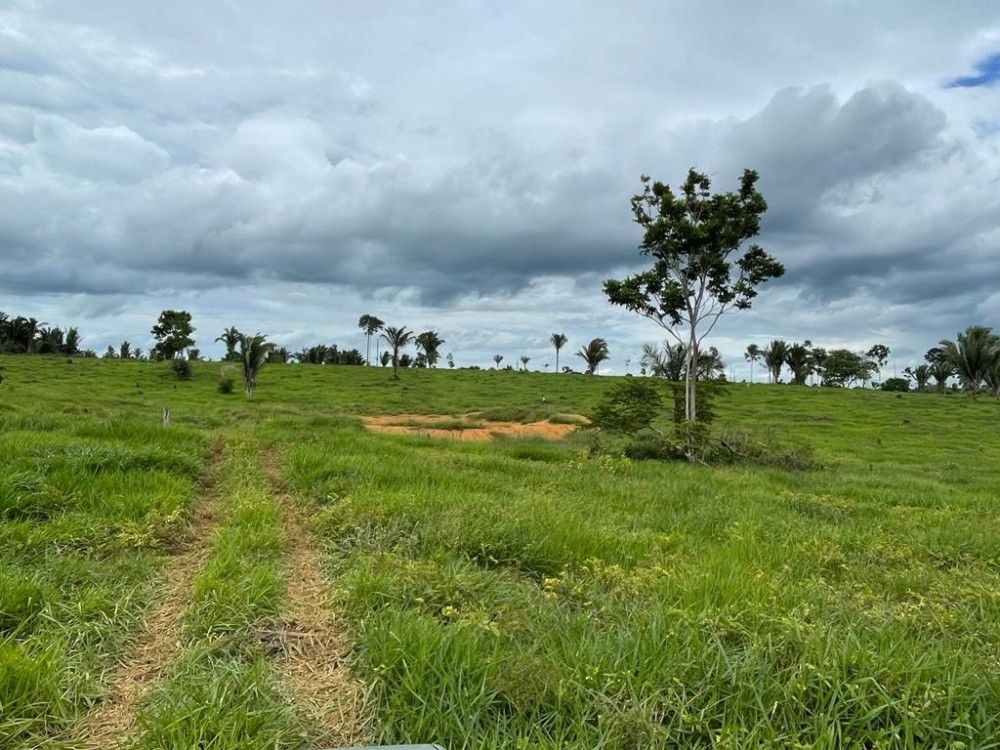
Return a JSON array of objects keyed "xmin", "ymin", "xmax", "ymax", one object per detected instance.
[
  {"xmin": 550, "ymin": 332, "xmax": 568, "ymax": 372},
  {"xmin": 215, "ymin": 326, "xmax": 242, "ymax": 362},
  {"xmin": 821, "ymin": 348, "xmax": 871, "ymax": 387},
  {"xmin": 575, "ymin": 337, "xmax": 609, "ymax": 375},
  {"xmin": 605, "ymin": 169, "xmax": 783, "ymax": 421},
  {"xmin": 415, "ymin": 330, "xmax": 446, "ymax": 367},
  {"xmin": 217, "ymin": 375, "xmax": 235, "ymax": 394},
  {"xmin": 588, "ymin": 378, "xmax": 663, "ymax": 434},
  {"xmin": 381, "ymin": 325, "xmax": 415, "ymax": 379},
  {"xmin": 880, "ymin": 377, "xmax": 910, "ymax": 392},
  {"xmin": 938, "ymin": 325, "xmax": 999, "ymax": 392},
  {"xmin": 151, "ymin": 309, "xmax": 195, "ymax": 360},
  {"xmin": 239, "ymin": 332, "xmax": 275, "ymax": 398},
  {"xmin": 171, "ymin": 357, "xmax": 192, "ymax": 379}
]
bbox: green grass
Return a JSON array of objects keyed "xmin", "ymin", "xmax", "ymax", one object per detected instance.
[
  {"xmin": 0, "ymin": 389, "xmax": 208, "ymax": 749},
  {"xmin": 2, "ymin": 355, "xmax": 999, "ymax": 748}
]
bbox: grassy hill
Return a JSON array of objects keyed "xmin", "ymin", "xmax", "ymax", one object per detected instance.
[{"xmin": 1, "ymin": 355, "xmax": 998, "ymax": 749}]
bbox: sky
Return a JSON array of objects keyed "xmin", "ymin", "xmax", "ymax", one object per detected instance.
[{"xmin": 1, "ymin": 0, "xmax": 999, "ymax": 376}]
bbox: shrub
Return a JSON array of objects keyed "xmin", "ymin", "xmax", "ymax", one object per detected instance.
[
  {"xmin": 171, "ymin": 358, "xmax": 192, "ymax": 379},
  {"xmin": 881, "ymin": 377, "xmax": 909, "ymax": 392},
  {"xmin": 589, "ymin": 379, "xmax": 663, "ymax": 434},
  {"xmin": 218, "ymin": 376, "xmax": 235, "ymax": 395}
]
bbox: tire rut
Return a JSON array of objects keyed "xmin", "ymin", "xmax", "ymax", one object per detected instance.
[
  {"xmin": 262, "ymin": 449, "xmax": 368, "ymax": 748},
  {"xmin": 65, "ymin": 440, "xmax": 225, "ymax": 750}
]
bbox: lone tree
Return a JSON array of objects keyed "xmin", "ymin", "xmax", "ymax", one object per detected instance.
[
  {"xmin": 605, "ymin": 169, "xmax": 783, "ymax": 421},
  {"xmin": 239, "ymin": 332, "xmax": 275, "ymax": 398},
  {"xmin": 380, "ymin": 325, "xmax": 414, "ymax": 379},
  {"xmin": 415, "ymin": 330, "xmax": 445, "ymax": 367},
  {"xmin": 576, "ymin": 337, "xmax": 610, "ymax": 375},
  {"xmin": 151, "ymin": 310, "xmax": 195, "ymax": 360},
  {"xmin": 358, "ymin": 315, "xmax": 384, "ymax": 365},
  {"xmin": 550, "ymin": 333, "xmax": 568, "ymax": 373},
  {"xmin": 216, "ymin": 326, "xmax": 242, "ymax": 361}
]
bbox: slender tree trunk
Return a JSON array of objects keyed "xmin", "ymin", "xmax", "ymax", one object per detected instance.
[{"xmin": 686, "ymin": 329, "xmax": 698, "ymax": 422}]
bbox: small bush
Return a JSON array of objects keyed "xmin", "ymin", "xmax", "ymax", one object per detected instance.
[
  {"xmin": 589, "ymin": 379, "xmax": 663, "ymax": 434},
  {"xmin": 218, "ymin": 376, "xmax": 235, "ymax": 395},
  {"xmin": 881, "ymin": 377, "xmax": 909, "ymax": 392},
  {"xmin": 171, "ymin": 358, "xmax": 192, "ymax": 379}
]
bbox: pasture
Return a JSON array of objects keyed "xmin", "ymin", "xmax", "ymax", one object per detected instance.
[{"xmin": 1, "ymin": 355, "xmax": 998, "ymax": 749}]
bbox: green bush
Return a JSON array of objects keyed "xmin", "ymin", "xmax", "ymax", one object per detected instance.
[
  {"xmin": 881, "ymin": 377, "xmax": 910, "ymax": 392},
  {"xmin": 171, "ymin": 358, "xmax": 192, "ymax": 379},
  {"xmin": 218, "ymin": 376, "xmax": 235, "ymax": 395}
]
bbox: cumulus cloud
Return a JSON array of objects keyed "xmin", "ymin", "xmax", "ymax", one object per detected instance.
[{"xmin": 0, "ymin": 1, "xmax": 999, "ymax": 372}]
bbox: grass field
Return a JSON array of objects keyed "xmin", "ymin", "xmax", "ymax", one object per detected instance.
[{"xmin": 1, "ymin": 355, "xmax": 999, "ymax": 749}]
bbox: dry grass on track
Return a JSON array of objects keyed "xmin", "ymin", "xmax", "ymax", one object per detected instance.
[
  {"xmin": 262, "ymin": 450, "xmax": 369, "ymax": 748},
  {"xmin": 66, "ymin": 441, "xmax": 225, "ymax": 750}
]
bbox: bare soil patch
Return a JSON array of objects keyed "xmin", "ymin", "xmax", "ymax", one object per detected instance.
[
  {"xmin": 67, "ymin": 441, "xmax": 225, "ymax": 749},
  {"xmin": 262, "ymin": 451, "xmax": 368, "ymax": 748},
  {"xmin": 363, "ymin": 413, "xmax": 583, "ymax": 441}
]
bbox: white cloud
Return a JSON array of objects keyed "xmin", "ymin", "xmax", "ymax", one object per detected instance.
[{"xmin": 0, "ymin": 1, "xmax": 998, "ymax": 374}]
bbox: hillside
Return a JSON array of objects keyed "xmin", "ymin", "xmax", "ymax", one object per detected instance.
[{"xmin": 1, "ymin": 355, "xmax": 998, "ymax": 749}]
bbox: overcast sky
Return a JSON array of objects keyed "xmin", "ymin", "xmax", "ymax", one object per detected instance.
[{"xmin": 2, "ymin": 1, "xmax": 999, "ymax": 376}]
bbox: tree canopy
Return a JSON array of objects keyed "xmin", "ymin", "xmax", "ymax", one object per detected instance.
[
  {"xmin": 605, "ymin": 169, "xmax": 783, "ymax": 422},
  {"xmin": 151, "ymin": 310, "xmax": 195, "ymax": 360}
]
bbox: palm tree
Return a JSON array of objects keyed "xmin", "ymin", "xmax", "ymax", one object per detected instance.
[
  {"xmin": 761, "ymin": 339, "xmax": 789, "ymax": 383},
  {"xmin": 239, "ymin": 333, "xmax": 276, "ymax": 398},
  {"xmin": 64, "ymin": 327, "xmax": 81, "ymax": 356},
  {"xmin": 938, "ymin": 326, "xmax": 1000, "ymax": 393},
  {"xmin": 695, "ymin": 346, "xmax": 725, "ymax": 380},
  {"xmin": 119, "ymin": 340, "xmax": 132, "ymax": 360},
  {"xmin": 359, "ymin": 315, "xmax": 384, "ymax": 365},
  {"xmin": 37, "ymin": 326, "xmax": 64, "ymax": 354},
  {"xmin": 519, "ymin": 355, "xmax": 531, "ymax": 371},
  {"xmin": 0, "ymin": 312, "xmax": 9, "ymax": 353},
  {"xmin": 784, "ymin": 342, "xmax": 812, "ymax": 385},
  {"xmin": 493, "ymin": 354, "xmax": 504, "ymax": 370},
  {"xmin": 744, "ymin": 343, "xmax": 761, "ymax": 383},
  {"xmin": 985, "ymin": 358, "xmax": 1000, "ymax": 398},
  {"xmin": 641, "ymin": 341, "xmax": 685, "ymax": 380},
  {"xmin": 903, "ymin": 364, "xmax": 932, "ymax": 392},
  {"xmin": 550, "ymin": 333, "xmax": 568, "ymax": 373},
  {"xmin": 923, "ymin": 347, "xmax": 953, "ymax": 392},
  {"xmin": 415, "ymin": 330, "xmax": 445, "ymax": 367},
  {"xmin": 24, "ymin": 317, "xmax": 45, "ymax": 354},
  {"xmin": 215, "ymin": 326, "xmax": 242, "ymax": 362},
  {"xmin": 380, "ymin": 326, "xmax": 414, "ymax": 379},
  {"xmin": 576, "ymin": 338, "xmax": 609, "ymax": 375}
]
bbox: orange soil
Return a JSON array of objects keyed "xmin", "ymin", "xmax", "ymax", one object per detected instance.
[{"xmin": 362, "ymin": 413, "xmax": 583, "ymax": 442}]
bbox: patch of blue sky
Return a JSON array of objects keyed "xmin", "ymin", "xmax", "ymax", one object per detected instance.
[{"xmin": 948, "ymin": 52, "xmax": 1000, "ymax": 88}]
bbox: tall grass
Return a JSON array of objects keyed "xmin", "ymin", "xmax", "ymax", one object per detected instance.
[{"xmin": 0, "ymin": 394, "xmax": 207, "ymax": 749}]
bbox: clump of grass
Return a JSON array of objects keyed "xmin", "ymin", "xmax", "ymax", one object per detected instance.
[
  {"xmin": 185, "ymin": 439, "xmax": 285, "ymax": 639},
  {"xmin": 547, "ymin": 413, "xmax": 587, "ymax": 425},
  {"xmin": 395, "ymin": 418, "xmax": 483, "ymax": 431},
  {"xmin": 133, "ymin": 645, "xmax": 301, "ymax": 750}
]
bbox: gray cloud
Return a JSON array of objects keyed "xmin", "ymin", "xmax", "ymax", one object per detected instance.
[{"xmin": 1, "ymin": 1, "xmax": 999, "ymax": 372}]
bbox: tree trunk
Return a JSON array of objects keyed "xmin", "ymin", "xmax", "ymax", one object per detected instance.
[{"xmin": 686, "ymin": 330, "xmax": 698, "ymax": 422}]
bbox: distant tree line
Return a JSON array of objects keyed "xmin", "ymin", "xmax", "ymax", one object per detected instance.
[
  {"xmin": 735, "ymin": 328, "xmax": 999, "ymax": 395},
  {"xmin": 0, "ymin": 311, "xmax": 85, "ymax": 356}
]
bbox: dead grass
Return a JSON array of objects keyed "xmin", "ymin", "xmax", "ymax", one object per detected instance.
[
  {"xmin": 66, "ymin": 441, "xmax": 225, "ymax": 749},
  {"xmin": 262, "ymin": 450, "xmax": 370, "ymax": 748}
]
